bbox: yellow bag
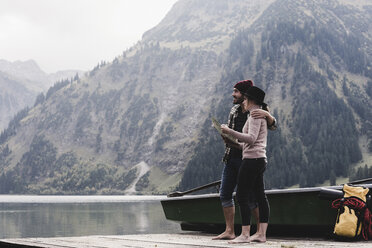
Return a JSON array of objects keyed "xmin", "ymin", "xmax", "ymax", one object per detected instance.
[
  {"xmin": 333, "ymin": 184, "xmax": 369, "ymax": 239},
  {"xmin": 343, "ymin": 184, "xmax": 369, "ymax": 201},
  {"xmin": 334, "ymin": 205, "xmax": 362, "ymax": 238}
]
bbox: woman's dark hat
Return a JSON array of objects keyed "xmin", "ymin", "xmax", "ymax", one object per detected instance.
[
  {"xmin": 244, "ymin": 86, "xmax": 266, "ymax": 105},
  {"xmin": 234, "ymin": 80, "xmax": 253, "ymax": 95}
]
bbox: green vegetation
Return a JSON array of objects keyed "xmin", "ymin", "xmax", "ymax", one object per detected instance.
[
  {"xmin": 135, "ymin": 171, "xmax": 150, "ymax": 191},
  {"xmin": 180, "ymin": 20, "xmax": 369, "ymax": 190},
  {"xmin": 0, "ymin": 134, "xmax": 139, "ymax": 194},
  {"xmin": 0, "ymin": 107, "xmax": 29, "ymax": 145},
  {"xmin": 17, "ymin": 135, "xmax": 58, "ymax": 180},
  {"xmin": 0, "ymin": 170, "xmax": 25, "ymax": 194},
  {"xmin": 179, "ymin": 110, "xmax": 225, "ymax": 191},
  {"xmin": 115, "ymin": 94, "xmax": 159, "ymax": 164},
  {"xmin": 350, "ymin": 165, "xmax": 372, "ymax": 181},
  {"xmin": 46, "ymin": 78, "xmax": 72, "ymax": 100}
]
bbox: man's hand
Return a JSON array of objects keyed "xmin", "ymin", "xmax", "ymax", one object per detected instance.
[
  {"xmin": 251, "ymin": 109, "xmax": 275, "ymax": 127},
  {"xmin": 250, "ymin": 109, "xmax": 268, "ymax": 119}
]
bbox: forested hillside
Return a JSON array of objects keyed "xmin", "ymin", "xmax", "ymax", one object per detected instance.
[
  {"xmin": 0, "ymin": 0, "xmax": 371, "ymax": 194},
  {"xmin": 180, "ymin": 1, "xmax": 372, "ymax": 190}
]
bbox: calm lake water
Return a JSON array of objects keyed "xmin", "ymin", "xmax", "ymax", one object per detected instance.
[{"xmin": 0, "ymin": 195, "xmax": 181, "ymax": 239}]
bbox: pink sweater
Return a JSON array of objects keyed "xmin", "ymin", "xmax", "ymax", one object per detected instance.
[{"xmin": 229, "ymin": 105, "xmax": 267, "ymax": 159}]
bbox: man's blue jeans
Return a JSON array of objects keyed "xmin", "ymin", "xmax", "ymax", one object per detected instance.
[{"xmin": 219, "ymin": 157, "xmax": 241, "ymax": 208}]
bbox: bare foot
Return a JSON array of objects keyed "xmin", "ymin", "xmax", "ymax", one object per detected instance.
[
  {"xmin": 228, "ymin": 234, "xmax": 250, "ymax": 243},
  {"xmin": 250, "ymin": 233, "xmax": 266, "ymax": 243},
  {"xmin": 212, "ymin": 231, "xmax": 235, "ymax": 240}
]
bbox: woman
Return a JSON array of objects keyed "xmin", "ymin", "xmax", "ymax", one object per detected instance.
[{"xmin": 221, "ymin": 86, "xmax": 270, "ymax": 243}]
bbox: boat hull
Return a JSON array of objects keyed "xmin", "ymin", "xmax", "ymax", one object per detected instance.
[{"xmin": 161, "ymin": 185, "xmax": 372, "ymax": 236}]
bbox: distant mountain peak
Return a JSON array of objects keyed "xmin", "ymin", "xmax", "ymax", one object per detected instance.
[
  {"xmin": 0, "ymin": 59, "xmax": 46, "ymax": 85},
  {"xmin": 0, "ymin": 59, "xmax": 83, "ymax": 130},
  {"xmin": 0, "ymin": 59, "xmax": 41, "ymax": 72},
  {"xmin": 142, "ymin": 0, "xmax": 276, "ymax": 51}
]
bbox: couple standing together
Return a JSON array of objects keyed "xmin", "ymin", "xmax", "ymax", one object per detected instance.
[{"xmin": 214, "ymin": 80, "xmax": 277, "ymax": 243}]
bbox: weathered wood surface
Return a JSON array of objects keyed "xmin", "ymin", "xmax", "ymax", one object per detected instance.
[{"xmin": 1, "ymin": 233, "xmax": 372, "ymax": 248}]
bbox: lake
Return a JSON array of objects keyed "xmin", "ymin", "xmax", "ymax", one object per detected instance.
[{"xmin": 0, "ymin": 195, "xmax": 181, "ymax": 239}]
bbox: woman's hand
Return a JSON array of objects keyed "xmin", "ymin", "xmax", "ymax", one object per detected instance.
[{"xmin": 221, "ymin": 124, "xmax": 231, "ymax": 134}]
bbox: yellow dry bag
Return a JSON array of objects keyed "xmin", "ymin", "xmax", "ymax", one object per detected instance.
[{"xmin": 332, "ymin": 184, "xmax": 369, "ymax": 239}]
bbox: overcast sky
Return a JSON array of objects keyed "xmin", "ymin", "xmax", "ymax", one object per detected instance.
[{"xmin": 0, "ymin": 0, "xmax": 178, "ymax": 73}]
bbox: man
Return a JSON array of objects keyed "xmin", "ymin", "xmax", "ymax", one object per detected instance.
[{"xmin": 213, "ymin": 80, "xmax": 276, "ymax": 240}]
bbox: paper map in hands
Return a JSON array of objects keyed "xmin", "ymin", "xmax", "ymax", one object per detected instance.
[{"xmin": 211, "ymin": 117, "xmax": 239, "ymax": 146}]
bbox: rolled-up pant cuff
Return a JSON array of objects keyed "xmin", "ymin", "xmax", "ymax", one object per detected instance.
[{"xmin": 221, "ymin": 199, "xmax": 234, "ymax": 208}]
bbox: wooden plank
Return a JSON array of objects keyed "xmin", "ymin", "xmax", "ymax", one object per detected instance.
[{"xmin": 1, "ymin": 233, "xmax": 372, "ymax": 248}]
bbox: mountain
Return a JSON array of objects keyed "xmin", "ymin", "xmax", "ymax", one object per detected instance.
[
  {"xmin": 180, "ymin": 0, "xmax": 372, "ymax": 190},
  {"xmin": 0, "ymin": 59, "xmax": 83, "ymax": 130},
  {"xmin": 0, "ymin": 71, "xmax": 34, "ymax": 132},
  {"xmin": 0, "ymin": 0, "xmax": 371, "ymax": 195}
]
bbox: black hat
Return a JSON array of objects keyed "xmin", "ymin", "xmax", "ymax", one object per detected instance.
[{"xmin": 244, "ymin": 86, "xmax": 266, "ymax": 106}]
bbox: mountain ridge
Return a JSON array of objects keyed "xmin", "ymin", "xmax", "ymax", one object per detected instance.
[
  {"xmin": 0, "ymin": 59, "xmax": 83, "ymax": 131},
  {"xmin": 0, "ymin": 0, "xmax": 371, "ymax": 194}
]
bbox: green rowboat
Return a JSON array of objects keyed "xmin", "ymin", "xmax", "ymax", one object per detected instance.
[{"xmin": 161, "ymin": 182, "xmax": 372, "ymax": 236}]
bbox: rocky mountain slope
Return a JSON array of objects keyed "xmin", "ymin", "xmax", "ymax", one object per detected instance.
[
  {"xmin": 0, "ymin": 59, "xmax": 83, "ymax": 130},
  {"xmin": 0, "ymin": 0, "xmax": 371, "ymax": 194},
  {"xmin": 180, "ymin": 0, "xmax": 372, "ymax": 190}
]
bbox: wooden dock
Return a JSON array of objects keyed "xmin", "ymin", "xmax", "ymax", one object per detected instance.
[{"xmin": 1, "ymin": 233, "xmax": 372, "ymax": 248}]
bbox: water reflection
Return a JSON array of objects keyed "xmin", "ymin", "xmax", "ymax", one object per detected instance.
[
  {"xmin": 0, "ymin": 196, "xmax": 181, "ymax": 239},
  {"xmin": 132, "ymin": 203, "xmax": 148, "ymax": 233}
]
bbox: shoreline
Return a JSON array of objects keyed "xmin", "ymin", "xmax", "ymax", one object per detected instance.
[{"xmin": 0, "ymin": 194, "xmax": 166, "ymax": 204}]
